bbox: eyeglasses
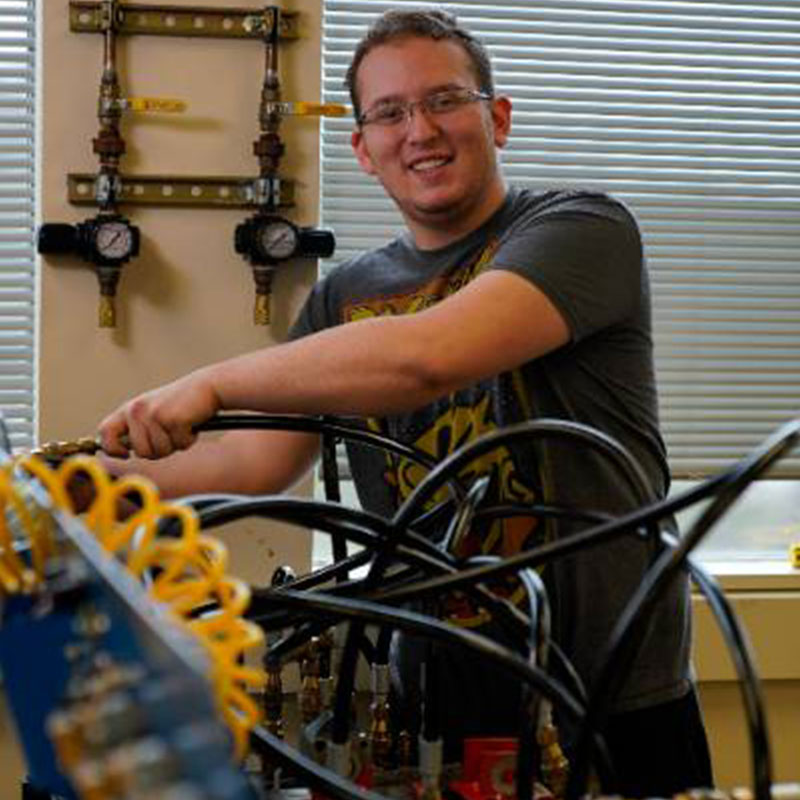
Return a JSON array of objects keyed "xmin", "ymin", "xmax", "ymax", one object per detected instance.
[{"xmin": 357, "ymin": 87, "xmax": 493, "ymax": 128}]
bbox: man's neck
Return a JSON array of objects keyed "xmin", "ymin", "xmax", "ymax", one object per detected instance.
[{"xmin": 408, "ymin": 182, "xmax": 509, "ymax": 251}]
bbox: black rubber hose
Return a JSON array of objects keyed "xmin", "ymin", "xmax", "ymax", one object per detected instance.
[
  {"xmin": 197, "ymin": 413, "xmax": 440, "ymax": 476},
  {"xmin": 370, "ymin": 456, "xmax": 760, "ymax": 606},
  {"xmin": 255, "ymin": 588, "xmax": 585, "ymax": 721},
  {"xmin": 320, "ymin": 427, "xmax": 347, "ymax": 569},
  {"xmin": 517, "ymin": 567, "xmax": 551, "ymax": 800},
  {"xmin": 393, "ymin": 419, "xmax": 655, "ymax": 531},
  {"xmin": 194, "ymin": 496, "xmax": 538, "ymax": 657},
  {"xmin": 687, "ymin": 559, "xmax": 771, "ymax": 800},
  {"xmin": 567, "ymin": 419, "xmax": 799, "ymax": 800}
]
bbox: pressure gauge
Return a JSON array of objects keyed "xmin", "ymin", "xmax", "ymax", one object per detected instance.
[
  {"xmin": 235, "ymin": 213, "xmax": 336, "ymax": 266},
  {"xmin": 259, "ymin": 217, "xmax": 299, "ymax": 261},
  {"xmin": 37, "ymin": 214, "xmax": 140, "ymax": 267},
  {"xmin": 92, "ymin": 218, "xmax": 138, "ymax": 263}
]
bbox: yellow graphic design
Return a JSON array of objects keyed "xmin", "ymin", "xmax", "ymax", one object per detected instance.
[
  {"xmin": 372, "ymin": 396, "xmax": 540, "ymax": 628},
  {"xmin": 377, "ymin": 395, "xmax": 537, "ymax": 558},
  {"xmin": 343, "ymin": 237, "xmax": 501, "ymax": 323},
  {"xmin": 345, "ymin": 237, "xmax": 542, "ymax": 626}
]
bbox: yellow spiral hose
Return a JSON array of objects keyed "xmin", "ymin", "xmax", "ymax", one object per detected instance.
[{"xmin": 4, "ymin": 454, "xmax": 265, "ymax": 759}]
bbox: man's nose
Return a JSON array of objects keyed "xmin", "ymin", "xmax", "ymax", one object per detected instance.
[{"xmin": 404, "ymin": 101, "xmax": 439, "ymax": 139}]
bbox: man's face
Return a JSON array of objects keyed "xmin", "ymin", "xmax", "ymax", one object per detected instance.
[{"xmin": 351, "ymin": 37, "xmax": 511, "ymax": 249}]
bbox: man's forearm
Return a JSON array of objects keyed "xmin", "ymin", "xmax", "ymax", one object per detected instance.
[
  {"xmin": 206, "ymin": 271, "xmax": 569, "ymax": 419},
  {"xmin": 208, "ymin": 315, "xmax": 446, "ymax": 417}
]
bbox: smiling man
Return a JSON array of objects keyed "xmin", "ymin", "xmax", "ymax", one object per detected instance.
[
  {"xmin": 98, "ymin": 9, "xmax": 712, "ymax": 795},
  {"xmin": 350, "ymin": 37, "xmax": 510, "ymax": 247}
]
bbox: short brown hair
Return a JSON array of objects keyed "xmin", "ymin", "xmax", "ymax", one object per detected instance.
[{"xmin": 344, "ymin": 8, "xmax": 495, "ymax": 122}]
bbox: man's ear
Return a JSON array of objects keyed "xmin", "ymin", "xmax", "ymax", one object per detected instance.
[
  {"xmin": 351, "ymin": 128, "xmax": 377, "ymax": 175},
  {"xmin": 491, "ymin": 96, "xmax": 512, "ymax": 148}
]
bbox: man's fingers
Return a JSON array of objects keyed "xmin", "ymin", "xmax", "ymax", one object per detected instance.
[
  {"xmin": 98, "ymin": 414, "xmax": 132, "ymax": 458},
  {"xmin": 96, "ymin": 432, "xmax": 131, "ymax": 458},
  {"xmin": 98, "ymin": 384, "xmax": 205, "ymax": 460},
  {"xmin": 146, "ymin": 424, "xmax": 178, "ymax": 460},
  {"xmin": 99, "ymin": 416, "xmax": 195, "ymax": 461},
  {"xmin": 126, "ymin": 414, "xmax": 159, "ymax": 460}
]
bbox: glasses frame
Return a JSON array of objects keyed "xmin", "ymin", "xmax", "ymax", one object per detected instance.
[{"xmin": 357, "ymin": 86, "xmax": 493, "ymax": 129}]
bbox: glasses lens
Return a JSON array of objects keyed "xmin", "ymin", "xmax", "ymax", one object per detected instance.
[
  {"xmin": 363, "ymin": 102, "xmax": 405, "ymax": 126},
  {"xmin": 425, "ymin": 89, "xmax": 472, "ymax": 113}
]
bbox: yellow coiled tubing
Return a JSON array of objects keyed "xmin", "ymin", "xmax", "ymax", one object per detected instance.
[{"xmin": 0, "ymin": 453, "xmax": 265, "ymax": 759}]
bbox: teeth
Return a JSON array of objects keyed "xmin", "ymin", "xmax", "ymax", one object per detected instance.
[{"xmin": 411, "ymin": 158, "xmax": 448, "ymax": 171}]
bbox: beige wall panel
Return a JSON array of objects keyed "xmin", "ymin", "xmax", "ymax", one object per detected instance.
[
  {"xmin": 694, "ymin": 589, "xmax": 800, "ymax": 790},
  {"xmin": 40, "ymin": 0, "xmax": 322, "ymax": 436},
  {"xmin": 39, "ymin": 0, "xmax": 325, "ymax": 592},
  {"xmin": 699, "ymin": 681, "xmax": 800, "ymax": 791},
  {"xmin": 694, "ymin": 591, "xmax": 800, "ymax": 682}
]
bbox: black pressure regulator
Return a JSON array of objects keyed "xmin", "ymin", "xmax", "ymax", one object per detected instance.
[
  {"xmin": 234, "ymin": 213, "xmax": 335, "ymax": 324},
  {"xmin": 37, "ymin": 214, "xmax": 140, "ymax": 327}
]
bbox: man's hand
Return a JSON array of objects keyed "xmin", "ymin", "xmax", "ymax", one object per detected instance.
[{"xmin": 98, "ymin": 368, "xmax": 220, "ymax": 460}]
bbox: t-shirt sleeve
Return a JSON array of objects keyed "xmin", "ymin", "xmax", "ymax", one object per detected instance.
[
  {"xmin": 490, "ymin": 195, "xmax": 644, "ymax": 342},
  {"xmin": 288, "ymin": 275, "xmax": 336, "ymax": 342}
]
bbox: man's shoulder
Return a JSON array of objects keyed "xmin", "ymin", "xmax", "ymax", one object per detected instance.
[{"xmin": 509, "ymin": 185, "xmax": 639, "ymax": 227}]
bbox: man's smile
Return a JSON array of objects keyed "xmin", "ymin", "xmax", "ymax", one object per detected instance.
[{"xmin": 408, "ymin": 154, "xmax": 453, "ymax": 173}]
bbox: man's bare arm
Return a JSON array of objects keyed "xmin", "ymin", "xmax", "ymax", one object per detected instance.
[{"xmin": 99, "ymin": 271, "xmax": 569, "ymax": 460}]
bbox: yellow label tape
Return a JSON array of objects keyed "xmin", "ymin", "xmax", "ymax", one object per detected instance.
[
  {"xmin": 292, "ymin": 101, "xmax": 348, "ymax": 117},
  {"xmin": 126, "ymin": 97, "xmax": 187, "ymax": 113}
]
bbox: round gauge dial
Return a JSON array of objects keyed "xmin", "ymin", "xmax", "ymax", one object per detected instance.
[
  {"xmin": 259, "ymin": 218, "xmax": 299, "ymax": 261},
  {"xmin": 94, "ymin": 220, "xmax": 136, "ymax": 261}
]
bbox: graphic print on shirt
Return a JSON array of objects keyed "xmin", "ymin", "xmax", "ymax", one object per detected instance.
[{"xmin": 343, "ymin": 240, "xmax": 543, "ymax": 626}]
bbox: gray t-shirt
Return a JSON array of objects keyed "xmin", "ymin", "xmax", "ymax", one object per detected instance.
[{"xmin": 290, "ymin": 187, "xmax": 691, "ymax": 713}]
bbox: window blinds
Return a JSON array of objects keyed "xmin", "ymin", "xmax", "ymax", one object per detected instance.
[
  {"xmin": 0, "ymin": 0, "xmax": 35, "ymax": 451},
  {"xmin": 320, "ymin": 0, "xmax": 800, "ymax": 478}
]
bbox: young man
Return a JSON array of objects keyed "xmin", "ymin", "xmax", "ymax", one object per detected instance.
[{"xmin": 99, "ymin": 9, "xmax": 712, "ymax": 795}]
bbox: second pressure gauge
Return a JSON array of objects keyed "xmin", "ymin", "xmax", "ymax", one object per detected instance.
[
  {"xmin": 235, "ymin": 213, "xmax": 335, "ymax": 266},
  {"xmin": 259, "ymin": 217, "xmax": 299, "ymax": 261}
]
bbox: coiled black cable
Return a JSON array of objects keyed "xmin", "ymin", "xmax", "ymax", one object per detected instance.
[
  {"xmin": 189, "ymin": 417, "xmax": 653, "ymax": 777},
  {"xmin": 195, "ymin": 412, "xmax": 467, "ymax": 581},
  {"xmin": 193, "ymin": 412, "xmax": 792, "ymax": 800},
  {"xmin": 195, "ymin": 495, "xmax": 552, "ymax": 716},
  {"xmin": 235, "ymin": 494, "xmax": 608, "ymax": 751},
  {"xmin": 329, "ymin": 418, "xmax": 657, "ymax": 752},
  {"xmin": 194, "ymin": 496, "xmax": 534, "ymax": 652}
]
